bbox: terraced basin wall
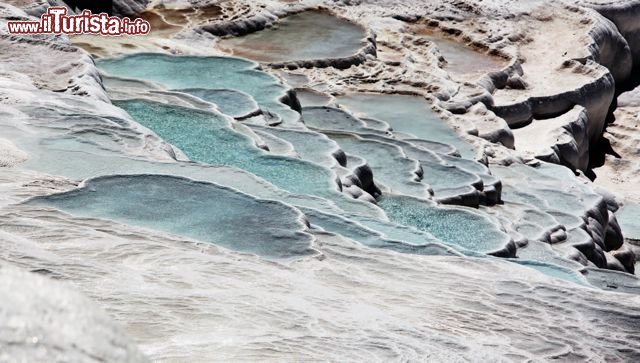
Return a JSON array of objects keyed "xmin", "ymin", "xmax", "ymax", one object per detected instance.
[
  {"xmin": 481, "ymin": 4, "xmax": 640, "ymax": 173},
  {"xmin": 584, "ymin": 1, "xmax": 640, "ymax": 170},
  {"xmin": 588, "ymin": 0, "xmax": 640, "ymax": 71},
  {"xmin": 208, "ymin": 9, "xmax": 377, "ymax": 70}
]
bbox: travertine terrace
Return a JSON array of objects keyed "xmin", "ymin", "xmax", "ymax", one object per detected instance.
[{"xmin": 2, "ymin": 0, "xmax": 640, "ymax": 361}]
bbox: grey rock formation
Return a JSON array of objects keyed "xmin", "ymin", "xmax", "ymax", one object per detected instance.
[{"xmin": 112, "ymin": 0, "xmax": 149, "ymax": 17}]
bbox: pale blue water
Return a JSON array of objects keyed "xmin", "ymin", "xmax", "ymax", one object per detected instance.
[
  {"xmin": 112, "ymin": 100, "xmax": 509, "ymax": 255},
  {"xmin": 493, "ymin": 163, "xmax": 602, "ymax": 216},
  {"xmin": 512, "ymin": 260, "xmax": 588, "ymax": 285},
  {"xmin": 617, "ymin": 202, "xmax": 640, "ymax": 240},
  {"xmin": 547, "ymin": 210, "xmax": 584, "ymax": 230},
  {"xmin": 378, "ymin": 195, "xmax": 511, "ymax": 253},
  {"xmin": 516, "ymin": 240, "xmax": 581, "ymax": 269},
  {"xmin": 98, "ymin": 54, "xmax": 299, "ymax": 125},
  {"xmin": 357, "ymin": 134, "xmax": 442, "ymax": 163},
  {"xmin": 175, "ymin": 88, "xmax": 259, "ymax": 118},
  {"xmin": 29, "ymin": 175, "xmax": 316, "ymax": 259},
  {"xmin": 252, "ymin": 126, "xmax": 340, "ymax": 167},
  {"xmin": 295, "ymin": 89, "xmax": 332, "ymax": 107},
  {"xmin": 420, "ymin": 161, "xmax": 480, "ymax": 193},
  {"xmin": 327, "ymin": 133, "xmax": 431, "ymax": 198},
  {"xmin": 301, "ymin": 207, "xmax": 460, "ymax": 256},
  {"xmin": 302, "ymin": 106, "xmax": 372, "ymax": 133},
  {"xmin": 439, "ymin": 154, "xmax": 488, "ymax": 174},
  {"xmin": 406, "ymin": 138, "xmax": 458, "ymax": 156},
  {"xmin": 337, "ymin": 93, "xmax": 476, "ymax": 157},
  {"xmin": 94, "ymin": 54, "xmax": 595, "ymax": 281},
  {"xmin": 319, "ymin": 126, "xmax": 482, "ymax": 201},
  {"xmin": 116, "ymin": 100, "xmax": 336, "ymax": 198}
]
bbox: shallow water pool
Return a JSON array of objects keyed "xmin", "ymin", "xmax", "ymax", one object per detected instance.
[
  {"xmin": 29, "ymin": 175, "xmax": 316, "ymax": 259},
  {"xmin": 219, "ymin": 10, "xmax": 367, "ymax": 63},
  {"xmin": 378, "ymin": 194, "xmax": 511, "ymax": 254},
  {"xmin": 98, "ymin": 53, "xmax": 300, "ymax": 125},
  {"xmin": 337, "ymin": 93, "xmax": 476, "ymax": 157},
  {"xmin": 424, "ymin": 35, "xmax": 506, "ymax": 76},
  {"xmin": 116, "ymin": 99, "xmax": 337, "ymax": 198}
]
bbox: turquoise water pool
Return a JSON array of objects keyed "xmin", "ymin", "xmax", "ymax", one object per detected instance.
[
  {"xmin": 116, "ymin": 99, "xmax": 337, "ymax": 198},
  {"xmin": 29, "ymin": 175, "xmax": 316, "ymax": 259},
  {"xmin": 378, "ymin": 195, "xmax": 511, "ymax": 254},
  {"xmin": 337, "ymin": 93, "xmax": 476, "ymax": 157},
  {"xmin": 98, "ymin": 53, "xmax": 300, "ymax": 125},
  {"xmin": 175, "ymin": 88, "xmax": 259, "ymax": 118}
]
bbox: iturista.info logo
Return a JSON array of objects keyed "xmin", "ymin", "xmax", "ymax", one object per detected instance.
[{"xmin": 7, "ymin": 7, "xmax": 150, "ymax": 36}]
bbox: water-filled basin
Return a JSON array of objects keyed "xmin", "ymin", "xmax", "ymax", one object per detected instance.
[{"xmin": 219, "ymin": 10, "xmax": 367, "ymax": 63}]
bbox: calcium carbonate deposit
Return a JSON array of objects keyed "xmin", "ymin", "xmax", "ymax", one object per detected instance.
[{"xmin": 2, "ymin": 0, "xmax": 640, "ymax": 361}]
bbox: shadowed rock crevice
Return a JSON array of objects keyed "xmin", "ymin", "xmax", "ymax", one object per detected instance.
[{"xmin": 579, "ymin": 3, "xmax": 640, "ymax": 180}]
